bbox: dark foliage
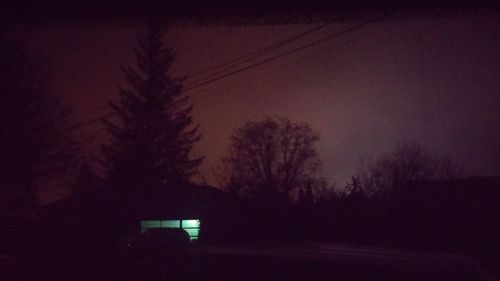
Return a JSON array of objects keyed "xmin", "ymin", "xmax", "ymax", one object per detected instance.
[
  {"xmin": 0, "ymin": 36, "xmax": 77, "ymax": 219},
  {"xmin": 101, "ymin": 17, "xmax": 203, "ymax": 192}
]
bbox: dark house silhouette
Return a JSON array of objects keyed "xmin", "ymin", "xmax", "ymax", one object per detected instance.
[{"xmin": 37, "ymin": 182, "xmax": 233, "ymax": 262}]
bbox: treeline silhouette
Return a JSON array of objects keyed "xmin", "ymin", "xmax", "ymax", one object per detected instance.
[
  {"xmin": 204, "ymin": 175, "xmax": 500, "ymax": 252},
  {"xmin": 200, "ymin": 176, "xmax": 500, "ymax": 277}
]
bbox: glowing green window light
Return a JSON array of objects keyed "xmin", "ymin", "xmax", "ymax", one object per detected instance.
[
  {"xmin": 181, "ymin": 219, "xmax": 200, "ymax": 228},
  {"xmin": 161, "ymin": 220, "xmax": 180, "ymax": 228},
  {"xmin": 141, "ymin": 220, "xmax": 161, "ymax": 229},
  {"xmin": 140, "ymin": 219, "xmax": 200, "ymax": 241},
  {"xmin": 184, "ymin": 228, "xmax": 200, "ymax": 238}
]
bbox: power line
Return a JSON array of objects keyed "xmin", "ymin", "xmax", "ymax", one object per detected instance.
[
  {"xmin": 67, "ymin": 17, "xmax": 383, "ymax": 131},
  {"xmin": 67, "ymin": 24, "xmax": 332, "ymax": 129},
  {"xmin": 68, "ymin": 23, "xmax": 324, "ymax": 126},
  {"xmin": 67, "ymin": 112, "xmax": 116, "ymax": 131},
  {"xmin": 194, "ymin": 19, "xmax": 381, "ymax": 99},
  {"xmin": 195, "ymin": 45, "xmax": 330, "ymax": 100},
  {"xmin": 183, "ymin": 17, "xmax": 382, "ymax": 92},
  {"xmin": 183, "ymin": 22, "xmax": 333, "ymax": 86}
]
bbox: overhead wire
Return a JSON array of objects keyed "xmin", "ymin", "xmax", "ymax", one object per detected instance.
[
  {"xmin": 193, "ymin": 19, "xmax": 382, "ymax": 99},
  {"xmin": 66, "ymin": 16, "xmax": 384, "ymax": 131},
  {"xmin": 67, "ymin": 112, "xmax": 116, "ymax": 131},
  {"xmin": 183, "ymin": 17, "xmax": 382, "ymax": 92},
  {"xmin": 66, "ymin": 24, "xmax": 333, "ymax": 130},
  {"xmin": 183, "ymin": 22, "xmax": 333, "ymax": 86},
  {"xmin": 65, "ymin": 26, "xmax": 312, "ymax": 126}
]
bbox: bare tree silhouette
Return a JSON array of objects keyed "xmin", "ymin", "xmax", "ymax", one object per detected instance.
[
  {"xmin": 355, "ymin": 140, "xmax": 463, "ymax": 196},
  {"xmin": 218, "ymin": 117, "xmax": 322, "ymax": 202}
]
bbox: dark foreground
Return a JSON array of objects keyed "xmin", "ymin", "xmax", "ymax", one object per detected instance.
[{"xmin": 3, "ymin": 243, "xmax": 497, "ymax": 281}]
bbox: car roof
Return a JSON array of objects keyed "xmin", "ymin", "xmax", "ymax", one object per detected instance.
[{"xmin": 141, "ymin": 228, "xmax": 189, "ymax": 238}]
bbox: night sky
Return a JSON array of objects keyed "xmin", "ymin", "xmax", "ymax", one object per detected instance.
[{"xmin": 10, "ymin": 16, "xmax": 500, "ymax": 203}]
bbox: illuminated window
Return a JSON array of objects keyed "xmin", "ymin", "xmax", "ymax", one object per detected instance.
[
  {"xmin": 161, "ymin": 220, "xmax": 180, "ymax": 228},
  {"xmin": 141, "ymin": 220, "xmax": 161, "ymax": 229},
  {"xmin": 140, "ymin": 219, "xmax": 200, "ymax": 241},
  {"xmin": 181, "ymin": 220, "xmax": 200, "ymax": 241}
]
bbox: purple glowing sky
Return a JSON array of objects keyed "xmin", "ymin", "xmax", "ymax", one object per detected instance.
[{"xmin": 12, "ymin": 17, "xmax": 500, "ymax": 203}]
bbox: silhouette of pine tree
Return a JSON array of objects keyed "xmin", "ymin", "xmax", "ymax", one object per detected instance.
[{"xmin": 101, "ymin": 16, "xmax": 203, "ymax": 192}]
